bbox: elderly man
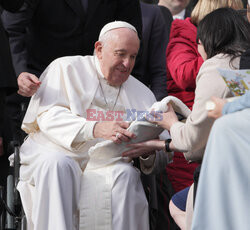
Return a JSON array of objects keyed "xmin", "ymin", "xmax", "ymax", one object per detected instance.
[{"xmin": 18, "ymin": 21, "xmax": 165, "ymax": 230}]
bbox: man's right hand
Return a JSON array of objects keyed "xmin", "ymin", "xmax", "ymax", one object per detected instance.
[
  {"xmin": 93, "ymin": 121, "xmax": 136, "ymax": 144},
  {"xmin": 17, "ymin": 72, "xmax": 41, "ymax": 97}
]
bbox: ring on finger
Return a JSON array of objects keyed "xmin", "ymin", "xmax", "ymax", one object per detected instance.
[{"xmin": 116, "ymin": 132, "xmax": 121, "ymax": 139}]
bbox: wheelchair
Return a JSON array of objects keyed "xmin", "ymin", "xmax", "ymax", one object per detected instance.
[
  {"xmin": 0, "ymin": 98, "xmax": 29, "ymax": 230},
  {"xmin": 0, "ymin": 141, "xmax": 27, "ymax": 230}
]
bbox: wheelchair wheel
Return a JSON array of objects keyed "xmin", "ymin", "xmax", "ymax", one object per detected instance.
[
  {"xmin": 4, "ymin": 141, "xmax": 27, "ymax": 230},
  {"xmin": 6, "ymin": 175, "xmax": 14, "ymax": 229},
  {"xmin": 21, "ymin": 214, "xmax": 27, "ymax": 230},
  {"xmin": 0, "ymin": 186, "xmax": 5, "ymax": 229}
]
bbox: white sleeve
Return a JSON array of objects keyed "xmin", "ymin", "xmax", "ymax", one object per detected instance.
[{"xmin": 37, "ymin": 105, "xmax": 97, "ymax": 151}]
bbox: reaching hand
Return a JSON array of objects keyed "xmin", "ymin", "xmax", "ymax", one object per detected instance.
[
  {"xmin": 146, "ymin": 103, "xmax": 178, "ymax": 130},
  {"xmin": 207, "ymin": 96, "xmax": 227, "ymax": 119},
  {"xmin": 17, "ymin": 72, "xmax": 41, "ymax": 97},
  {"xmin": 93, "ymin": 121, "xmax": 136, "ymax": 144},
  {"xmin": 122, "ymin": 139, "xmax": 164, "ymax": 158}
]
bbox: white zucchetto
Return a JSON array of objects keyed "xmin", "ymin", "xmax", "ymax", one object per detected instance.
[{"xmin": 98, "ymin": 21, "xmax": 137, "ymax": 40}]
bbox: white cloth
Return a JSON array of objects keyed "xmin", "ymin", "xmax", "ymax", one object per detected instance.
[
  {"xmin": 18, "ymin": 136, "xmax": 82, "ymax": 230},
  {"xmin": 86, "ymin": 95, "xmax": 187, "ymax": 169},
  {"xmin": 19, "ymin": 55, "xmax": 160, "ymax": 230},
  {"xmin": 150, "ymin": 95, "xmax": 191, "ymax": 117},
  {"xmin": 87, "ymin": 121, "xmax": 163, "ymax": 169},
  {"xmin": 80, "ymin": 161, "xmax": 149, "ymax": 230},
  {"xmin": 191, "ymin": 108, "xmax": 250, "ymax": 230},
  {"xmin": 173, "ymin": 9, "xmax": 186, "ymax": 20}
]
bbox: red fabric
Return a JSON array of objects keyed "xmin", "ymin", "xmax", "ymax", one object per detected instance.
[
  {"xmin": 165, "ymin": 18, "xmax": 202, "ymax": 192},
  {"xmin": 166, "ymin": 17, "xmax": 203, "ymax": 110},
  {"xmin": 166, "ymin": 152, "xmax": 199, "ymax": 192}
]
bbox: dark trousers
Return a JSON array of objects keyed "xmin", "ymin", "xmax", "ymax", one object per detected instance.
[
  {"xmin": 0, "ymin": 92, "xmax": 28, "ymax": 187},
  {"xmin": 155, "ymin": 170, "xmax": 180, "ymax": 230},
  {"xmin": 0, "ymin": 90, "xmax": 5, "ymax": 137},
  {"xmin": 5, "ymin": 93, "xmax": 29, "ymax": 143},
  {"xmin": 0, "ymin": 89, "xmax": 9, "ymax": 187}
]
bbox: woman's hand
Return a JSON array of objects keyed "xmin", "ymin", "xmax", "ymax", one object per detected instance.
[
  {"xmin": 147, "ymin": 103, "xmax": 179, "ymax": 130},
  {"xmin": 122, "ymin": 139, "xmax": 165, "ymax": 158}
]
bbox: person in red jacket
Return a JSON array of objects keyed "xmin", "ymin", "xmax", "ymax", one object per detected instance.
[{"xmin": 166, "ymin": 17, "xmax": 202, "ymax": 111}]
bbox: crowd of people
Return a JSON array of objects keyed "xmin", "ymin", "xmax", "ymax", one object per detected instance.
[{"xmin": 0, "ymin": 0, "xmax": 249, "ymax": 230}]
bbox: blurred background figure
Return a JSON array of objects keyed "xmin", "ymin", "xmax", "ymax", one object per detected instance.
[
  {"xmin": 140, "ymin": 0, "xmax": 198, "ymax": 20},
  {"xmin": 156, "ymin": 1, "xmax": 173, "ymax": 26},
  {"xmin": 158, "ymin": 0, "xmax": 191, "ymax": 19},
  {"xmin": 132, "ymin": 2, "xmax": 172, "ymax": 101},
  {"xmin": 0, "ymin": 0, "xmax": 23, "ymax": 188}
]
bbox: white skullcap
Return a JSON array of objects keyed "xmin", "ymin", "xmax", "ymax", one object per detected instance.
[{"xmin": 98, "ymin": 21, "xmax": 137, "ymax": 40}]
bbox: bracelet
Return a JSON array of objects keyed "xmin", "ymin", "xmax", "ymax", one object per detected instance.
[{"xmin": 165, "ymin": 139, "xmax": 172, "ymax": 152}]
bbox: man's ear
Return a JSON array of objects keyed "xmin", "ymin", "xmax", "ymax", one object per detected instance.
[{"xmin": 95, "ymin": 41, "xmax": 103, "ymax": 59}]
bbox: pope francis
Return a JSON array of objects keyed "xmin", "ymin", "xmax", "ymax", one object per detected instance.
[{"xmin": 16, "ymin": 21, "xmax": 162, "ymax": 230}]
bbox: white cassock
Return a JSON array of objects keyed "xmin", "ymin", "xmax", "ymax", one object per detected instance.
[
  {"xmin": 191, "ymin": 108, "xmax": 250, "ymax": 230},
  {"xmin": 18, "ymin": 55, "xmax": 160, "ymax": 230}
]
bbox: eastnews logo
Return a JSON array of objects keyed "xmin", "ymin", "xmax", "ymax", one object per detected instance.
[{"xmin": 86, "ymin": 109, "xmax": 163, "ymax": 121}]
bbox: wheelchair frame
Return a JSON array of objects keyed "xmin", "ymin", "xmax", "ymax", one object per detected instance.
[{"xmin": 0, "ymin": 141, "xmax": 26, "ymax": 230}]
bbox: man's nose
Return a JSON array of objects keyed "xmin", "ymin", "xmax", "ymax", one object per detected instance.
[{"xmin": 122, "ymin": 57, "xmax": 131, "ymax": 68}]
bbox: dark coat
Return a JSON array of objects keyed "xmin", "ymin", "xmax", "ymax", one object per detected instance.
[
  {"xmin": 132, "ymin": 3, "xmax": 172, "ymax": 101},
  {"xmin": 158, "ymin": 5, "xmax": 173, "ymax": 29},
  {"xmin": 1, "ymin": 0, "xmax": 142, "ymax": 77},
  {"xmin": 0, "ymin": 0, "xmax": 23, "ymax": 93}
]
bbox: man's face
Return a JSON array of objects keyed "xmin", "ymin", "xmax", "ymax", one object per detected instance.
[
  {"xmin": 163, "ymin": 0, "xmax": 190, "ymax": 14},
  {"xmin": 95, "ymin": 28, "xmax": 140, "ymax": 87}
]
